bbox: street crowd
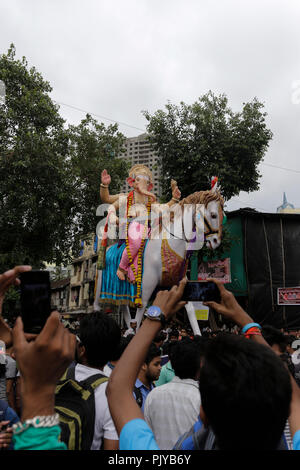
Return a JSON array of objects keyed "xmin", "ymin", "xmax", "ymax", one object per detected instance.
[{"xmin": 1, "ymin": 265, "xmax": 300, "ymax": 451}]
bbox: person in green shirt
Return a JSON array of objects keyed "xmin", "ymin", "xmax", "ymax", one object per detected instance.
[
  {"xmin": 155, "ymin": 360, "xmax": 175, "ymax": 386},
  {"xmin": 155, "ymin": 341, "xmax": 176, "ymax": 386}
]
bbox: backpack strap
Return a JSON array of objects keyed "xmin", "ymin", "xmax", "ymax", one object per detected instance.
[
  {"xmin": 0, "ymin": 399, "xmax": 9, "ymax": 422},
  {"xmin": 56, "ymin": 363, "xmax": 76, "ymax": 385},
  {"xmin": 80, "ymin": 373, "xmax": 108, "ymax": 391},
  {"xmin": 173, "ymin": 428, "xmax": 193, "ymax": 450},
  {"xmin": 193, "ymin": 426, "xmax": 216, "ymax": 450},
  {"xmin": 57, "ymin": 364, "xmax": 109, "ymax": 395},
  {"xmin": 66, "ymin": 363, "xmax": 76, "ymax": 380},
  {"xmin": 133, "ymin": 386, "xmax": 143, "ymax": 408}
]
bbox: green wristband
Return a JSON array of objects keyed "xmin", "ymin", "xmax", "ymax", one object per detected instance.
[{"xmin": 13, "ymin": 425, "xmax": 66, "ymax": 451}]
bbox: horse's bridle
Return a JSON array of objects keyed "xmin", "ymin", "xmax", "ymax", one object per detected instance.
[
  {"xmin": 160, "ymin": 206, "xmax": 223, "ymax": 242},
  {"xmin": 204, "ymin": 216, "xmax": 220, "ymax": 237},
  {"xmin": 161, "ymin": 216, "xmax": 209, "ymax": 243}
]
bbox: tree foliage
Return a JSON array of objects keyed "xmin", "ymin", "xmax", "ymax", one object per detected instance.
[
  {"xmin": 68, "ymin": 114, "xmax": 128, "ymax": 253},
  {"xmin": 143, "ymin": 92, "xmax": 273, "ymax": 201},
  {"xmin": 0, "ymin": 44, "xmax": 76, "ymax": 271},
  {"xmin": 0, "ymin": 45, "xmax": 128, "ymax": 274}
]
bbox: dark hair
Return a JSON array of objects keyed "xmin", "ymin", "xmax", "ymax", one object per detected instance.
[
  {"xmin": 169, "ymin": 329, "xmax": 179, "ymax": 339},
  {"xmin": 167, "ymin": 340, "xmax": 178, "ymax": 363},
  {"xmin": 199, "ymin": 334, "xmax": 292, "ymax": 450},
  {"xmin": 144, "ymin": 343, "xmax": 161, "ymax": 365},
  {"xmin": 285, "ymin": 335, "xmax": 296, "ymax": 346},
  {"xmin": 171, "ymin": 337, "xmax": 205, "ymax": 379},
  {"xmin": 261, "ymin": 325, "xmax": 287, "ymax": 353},
  {"xmin": 154, "ymin": 331, "xmax": 166, "ymax": 344},
  {"xmin": 110, "ymin": 336, "xmax": 132, "ymax": 362},
  {"xmin": 79, "ymin": 311, "xmax": 121, "ymax": 368}
]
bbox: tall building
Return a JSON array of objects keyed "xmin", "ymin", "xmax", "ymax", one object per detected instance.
[
  {"xmin": 119, "ymin": 133, "xmax": 162, "ymax": 197},
  {"xmin": 277, "ymin": 192, "xmax": 300, "ymax": 214}
]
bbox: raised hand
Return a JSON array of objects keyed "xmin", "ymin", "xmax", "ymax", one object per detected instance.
[
  {"xmin": 0, "ymin": 421, "xmax": 13, "ymax": 449},
  {"xmin": 171, "ymin": 179, "xmax": 181, "ymax": 200},
  {"xmin": 0, "ymin": 266, "xmax": 32, "ymax": 347},
  {"xmin": 152, "ymin": 277, "xmax": 187, "ymax": 321},
  {"xmin": 204, "ymin": 278, "xmax": 252, "ymax": 327},
  {"xmin": 101, "ymin": 169, "xmax": 111, "ymax": 186},
  {"xmin": 0, "ymin": 266, "xmax": 32, "ymax": 308},
  {"xmin": 12, "ymin": 311, "xmax": 76, "ymax": 419},
  {"xmin": 173, "ymin": 186, "xmax": 181, "ymax": 200}
]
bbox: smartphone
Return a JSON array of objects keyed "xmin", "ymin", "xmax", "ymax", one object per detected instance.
[
  {"xmin": 182, "ymin": 281, "xmax": 221, "ymax": 302},
  {"xmin": 20, "ymin": 270, "xmax": 52, "ymax": 334}
]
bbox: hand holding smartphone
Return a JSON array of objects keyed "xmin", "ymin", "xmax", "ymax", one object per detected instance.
[
  {"xmin": 20, "ymin": 270, "xmax": 52, "ymax": 334},
  {"xmin": 182, "ymin": 281, "xmax": 221, "ymax": 303}
]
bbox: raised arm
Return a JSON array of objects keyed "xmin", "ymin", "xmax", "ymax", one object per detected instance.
[
  {"xmin": 0, "ymin": 266, "xmax": 34, "ymax": 349},
  {"xmin": 106, "ymin": 278, "xmax": 187, "ymax": 436},
  {"xmin": 205, "ymin": 279, "xmax": 300, "ymax": 447},
  {"xmin": 204, "ymin": 279, "xmax": 270, "ymax": 348},
  {"xmin": 100, "ymin": 169, "xmax": 121, "ymax": 204},
  {"xmin": 166, "ymin": 179, "xmax": 181, "ymax": 208},
  {"xmin": 11, "ymin": 311, "xmax": 76, "ymax": 450}
]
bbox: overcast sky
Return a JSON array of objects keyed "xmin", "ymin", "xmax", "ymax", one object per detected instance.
[{"xmin": 1, "ymin": 0, "xmax": 300, "ymax": 213}]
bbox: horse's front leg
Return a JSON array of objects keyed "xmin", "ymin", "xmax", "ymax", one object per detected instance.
[
  {"xmin": 122, "ymin": 305, "xmax": 132, "ymax": 329},
  {"xmin": 135, "ymin": 305, "xmax": 147, "ymax": 330}
]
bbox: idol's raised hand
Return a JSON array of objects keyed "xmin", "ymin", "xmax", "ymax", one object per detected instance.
[
  {"xmin": 171, "ymin": 179, "xmax": 181, "ymax": 201},
  {"xmin": 101, "ymin": 169, "xmax": 111, "ymax": 186}
]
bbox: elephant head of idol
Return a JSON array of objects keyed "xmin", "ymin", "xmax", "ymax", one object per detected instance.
[{"xmin": 126, "ymin": 164, "xmax": 156, "ymax": 203}]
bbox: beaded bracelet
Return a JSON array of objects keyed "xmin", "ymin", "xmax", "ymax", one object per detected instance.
[{"xmin": 12, "ymin": 414, "xmax": 60, "ymax": 435}]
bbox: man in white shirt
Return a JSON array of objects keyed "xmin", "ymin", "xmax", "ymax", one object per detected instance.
[
  {"xmin": 75, "ymin": 311, "xmax": 121, "ymax": 450},
  {"xmin": 75, "ymin": 363, "xmax": 117, "ymax": 449},
  {"xmin": 103, "ymin": 336, "xmax": 133, "ymax": 377},
  {"xmin": 124, "ymin": 321, "xmax": 137, "ymax": 337},
  {"xmin": 144, "ymin": 337, "xmax": 205, "ymax": 449}
]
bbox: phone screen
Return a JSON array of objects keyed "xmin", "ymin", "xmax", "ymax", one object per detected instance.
[
  {"xmin": 182, "ymin": 281, "xmax": 221, "ymax": 302},
  {"xmin": 20, "ymin": 271, "xmax": 52, "ymax": 334}
]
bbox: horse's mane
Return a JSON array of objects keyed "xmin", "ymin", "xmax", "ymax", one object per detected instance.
[{"xmin": 179, "ymin": 190, "xmax": 224, "ymax": 208}]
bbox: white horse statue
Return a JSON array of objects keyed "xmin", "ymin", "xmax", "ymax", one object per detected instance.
[{"xmin": 94, "ymin": 184, "xmax": 224, "ymax": 335}]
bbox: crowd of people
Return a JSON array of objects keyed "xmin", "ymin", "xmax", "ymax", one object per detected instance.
[{"xmin": 0, "ymin": 265, "xmax": 300, "ymax": 451}]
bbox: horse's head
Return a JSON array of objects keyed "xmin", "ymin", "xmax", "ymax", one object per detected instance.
[
  {"xmin": 179, "ymin": 185, "xmax": 225, "ymax": 250},
  {"xmin": 203, "ymin": 197, "xmax": 224, "ymax": 250}
]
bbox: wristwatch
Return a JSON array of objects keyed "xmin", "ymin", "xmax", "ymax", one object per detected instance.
[{"xmin": 144, "ymin": 306, "xmax": 166, "ymax": 328}]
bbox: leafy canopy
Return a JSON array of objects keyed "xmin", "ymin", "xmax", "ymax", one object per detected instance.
[
  {"xmin": 0, "ymin": 45, "xmax": 128, "ymax": 274},
  {"xmin": 143, "ymin": 92, "xmax": 273, "ymax": 201}
]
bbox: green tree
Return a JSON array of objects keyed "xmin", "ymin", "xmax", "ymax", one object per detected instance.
[
  {"xmin": 143, "ymin": 92, "xmax": 273, "ymax": 201},
  {"xmin": 68, "ymin": 114, "xmax": 128, "ymax": 253},
  {"xmin": 0, "ymin": 46, "xmax": 129, "ymax": 274},
  {"xmin": 0, "ymin": 44, "xmax": 76, "ymax": 272}
]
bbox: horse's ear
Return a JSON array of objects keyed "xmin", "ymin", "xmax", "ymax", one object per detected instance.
[{"xmin": 211, "ymin": 176, "xmax": 218, "ymax": 193}]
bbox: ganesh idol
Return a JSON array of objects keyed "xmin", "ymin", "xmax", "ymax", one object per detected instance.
[{"xmin": 100, "ymin": 164, "xmax": 181, "ymax": 284}]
